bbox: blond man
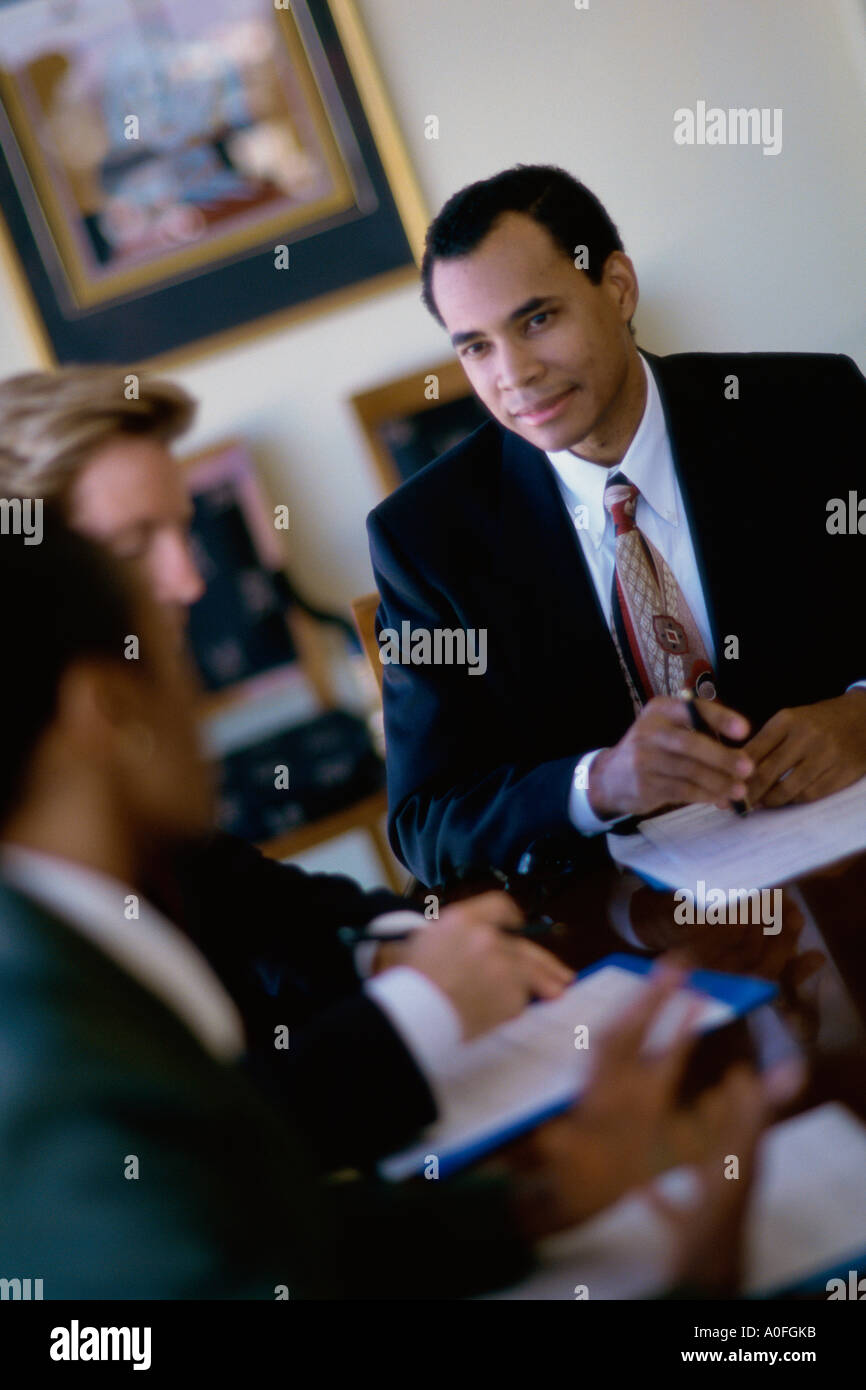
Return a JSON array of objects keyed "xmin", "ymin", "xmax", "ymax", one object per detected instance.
[
  {"xmin": 0, "ymin": 365, "xmax": 572, "ymax": 1171},
  {"xmin": 0, "ymin": 369, "xmax": 202, "ymax": 610}
]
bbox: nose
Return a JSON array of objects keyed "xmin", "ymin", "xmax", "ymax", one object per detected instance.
[
  {"xmin": 153, "ymin": 531, "xmax": 206, "ymax": 609},
  {"xmin": 495, "ymin": 338, "xmax": 542, "ymax": 393}
]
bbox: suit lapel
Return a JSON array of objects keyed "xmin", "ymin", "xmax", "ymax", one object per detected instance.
[
  {"xmin": 0, "ymin": 879, "xmax": 234, "ymax": 1072},
  {"xmin": 643, "ymin": 352, "xmax": 754, "ymax": 705},
  {"xmin": 499, "ymin": 427, "xmax": 634, "ymax": 724}
]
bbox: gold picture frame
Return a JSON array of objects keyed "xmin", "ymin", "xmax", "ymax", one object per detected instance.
[
  {"xmin": 0, "ymin": 0, "xmax": 429, "ymax": 367},
  {"xmin": 350, "ymin": 357, "xmax": 490, "ymax": 495}
]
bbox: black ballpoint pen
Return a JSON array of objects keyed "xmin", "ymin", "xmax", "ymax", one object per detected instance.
[
  {"xmin": 338, "ymin": 917, "xmax": 566, "ymax": 947},
  {"xmin": 680, "ymin": 687, "xmax": 749, "ymax": 816}
]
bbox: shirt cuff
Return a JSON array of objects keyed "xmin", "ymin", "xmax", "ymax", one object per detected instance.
[
  {"xmin": 606, "ymin": 869, "xmax": 654, "ymax": 950},
  {"xmin": 364, "ymin": 966, "xmax": 463, "ymax": 1082},
  {"xmin": 569, "ymin": 750, "xmax": 631, "ymax": 836},
  {"xmin": 353, "ymin": 910, "xmax": 428, "ymax": 980}
]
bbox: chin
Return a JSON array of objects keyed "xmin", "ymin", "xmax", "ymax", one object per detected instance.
[{"xmin": 515, "ymin": 413, "xmax": 589, "ymax": 454}]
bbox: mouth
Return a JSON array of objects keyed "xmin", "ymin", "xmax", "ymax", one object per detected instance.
[{"xmin": 510, "ymin": 386, "xmax": 577, "ymax": 427}]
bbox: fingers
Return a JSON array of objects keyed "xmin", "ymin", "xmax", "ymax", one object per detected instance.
[
  {"xmin": 707, "ymin": 1065, "xmax": 766, "ymax": 1177},
  {"xmin": 744, "ymin": 710, "xmax": 825, "ymax": 806},
  {"xmin": 677, "ymin": 1065, "xmax": 765, "ymax": 1203},
  {"xmin": 595, "ymin": 964, "xmax": 685, "ymax": 1068},
  {"xmin": 452, "ymin": 890, "xmax": 524, "ymax": 930},
  {"xmin": 790, "ymin": 768, "xmax": 852, "ymax": 804},
  {"xmin": 506, "ymin": 938, "xmax": 574, "ymax": 999},
  {"xmin": 593, "ymin": 699, "xmax": 754, "ymax": 818},
  {"xmin": 762, "ymin": 761, "xmax": 857, "ymax": 809},
  {"xmin": 662, "ymin": 695, "xmax": 751, "ymax": 743},
  {"xmin": 743, "ymin": 709, "xmax": 790, "ymax": 769},
  {"xmin": 639, "ymin": 700, "xmax": 753, "ymax": 805},
  {"xmin": 760, "ymin": 758, "xmax": 819, "ymax": 808},
  {"xmin": 446, "ymin": 896, "xmax": 573, "ymax": 998},
  {"xmin": 649, "ymin": 765, "xmax": 750, "ymax": 808},
  {"xmin": 654, "ymin": 724, "xmax": 753, "ymax": 780},
  {"xmin": 653, "ymin": 1064, "xmax": 766, "ymax": 1231},
  {"xmin": 761, "ymin": 1056, "xmax": 807, "ymax": 1110},
  {"xmin": 746, "ymin": 728, "xmax": 803, "ymax": 804}
]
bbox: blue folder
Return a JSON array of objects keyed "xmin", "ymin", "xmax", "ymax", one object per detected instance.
[
  {"xmin": 583, "ymin": 953, "xmax": 778, "ymax": 1014},
  {"xmin": 389, "ymin": 954, "xmax": 778, "ymax": 1180}
]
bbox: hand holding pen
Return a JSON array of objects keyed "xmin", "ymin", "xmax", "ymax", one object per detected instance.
[
  {"xmin": 340, "ymin": 891, "xmax": 573, "ymax": 1038},
  {"xmin": 587, "ymin": 693, "xmax": 754, "ymax": 821},
  {"xmin": 679, "ymin": 687, "xmax": 750, "ymax": 816}
]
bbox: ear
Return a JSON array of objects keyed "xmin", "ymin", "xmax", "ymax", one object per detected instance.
[
  {"xmin": 55, "ymin": 658, "xmax": 148, "ymax": 761},
  {"xmin": 601, "ymin": 251, "xmax": 639, "ymax": 326}
]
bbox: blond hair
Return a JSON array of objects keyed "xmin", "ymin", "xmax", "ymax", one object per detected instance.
[{"xmin": 0, "ymin": 366, "xmax": 196, "ymax": 505}]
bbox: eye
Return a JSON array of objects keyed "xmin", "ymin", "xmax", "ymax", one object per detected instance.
[
  {"xmin": 527, "ymin": 311, "xmax": 552, "ymax": 330},
  {"xmin": 461, "ymin": 341, "xmax": 487, "ymax": 359},
  {"xmin": 112, "ymin": 525, "xmax": 151, "ymax": 559}
]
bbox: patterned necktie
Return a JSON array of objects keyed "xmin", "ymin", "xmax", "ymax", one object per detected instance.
[{"xmin": 603, "ymin": 472, "xmax": 716, "ymax": 714}]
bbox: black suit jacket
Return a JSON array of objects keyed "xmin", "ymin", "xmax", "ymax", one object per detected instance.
[
  {"xmin": 0, "ymin": 880, "xmax": 531, "ymax": 1299},
  {"xmin": 144, "ymin": 832, "xmax": 437, "ymax": 1169},
  {"xmin": 368, "ymin": 351, "xmax": 866, "ymax": 887}
]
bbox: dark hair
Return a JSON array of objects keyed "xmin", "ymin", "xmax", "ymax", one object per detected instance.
[
  {"xmin": 421, "ymin": 164, "xmax": 626, "ymax": 323},
  {"xmin": 0, "ymin": 507, "xmax": 137, "ymax": 826}
]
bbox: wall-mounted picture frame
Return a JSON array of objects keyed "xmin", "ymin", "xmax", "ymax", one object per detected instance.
[
  {"xmin": 0, "ymin": 0, "xmax": 428, "ymax": 366},
  {"xmin": 184, "ymin": 438, "xmax": 300, "ymax": 694},
  {"xmin": 350, "ymin": 356, "xmax": 490, "ymax": 495},
  {"xmin": 184, "ymin": 436, "xmax": 361, "ymax": 715}
]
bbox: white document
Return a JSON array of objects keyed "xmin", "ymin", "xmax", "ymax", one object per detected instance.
[
  {"xmin": 609, "ymin": 774, "xmax": 866, "ymax": 892},
  {"xmin": 379, "ymin": 963, "xmax": 732, "ymax": 1182},
  {"xmin": 484, "ymin": 1102, "xmax": 866, "ymax": 1300}
]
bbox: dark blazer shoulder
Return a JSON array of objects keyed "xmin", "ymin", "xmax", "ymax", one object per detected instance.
[
  {"xmin": 648, "ymin": 347, "xmax": 862, "ymax": 398},
  {"xmin": 368, "ymin": 418, "xmax": 510, "ymax": 537}
]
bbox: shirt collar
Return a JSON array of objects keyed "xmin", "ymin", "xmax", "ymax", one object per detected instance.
[
  {"xmin": 546, "ymin": 352, "xmax": 679, "ymax": 546},
  {"xmin": 0, "ymin": 845, "xmax": 245, "ymax": 1062}
]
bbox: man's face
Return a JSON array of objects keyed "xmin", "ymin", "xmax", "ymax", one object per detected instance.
[
  {"xmin": 117, "ymin": 577, "xmax": 215, "ymax": 842},
  {"xmin": 68, "ymin": 436, "xmax": 205, "ymax": 621},
  {"xmin": 431, "ymin": 212, "xmax": 640, "ymax": 460}
]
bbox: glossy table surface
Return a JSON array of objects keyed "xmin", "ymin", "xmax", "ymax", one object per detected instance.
[{"xmin": 438, "ymin": 844, "xmax": 866, "ymax": 1123}]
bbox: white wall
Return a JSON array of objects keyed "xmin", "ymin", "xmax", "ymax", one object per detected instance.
[{"xmin": 1, "ymin": 0, "xmax": 863, "ymax": 608}]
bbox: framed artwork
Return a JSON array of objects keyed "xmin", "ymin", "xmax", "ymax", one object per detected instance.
[
  {"xmin": 0, "ymin": 0, "xmax": 428, "ymax": 364},
  {"xmin": 184, "ymin": 436, "xmax": 359, "ymax": 714},
  {"xmin": 184, "ymin": 438, "xmax": 300, "ymax": 693},
  {"xmin": 350, "ymin": 356, "xmax": 491, "ymax": 494}
]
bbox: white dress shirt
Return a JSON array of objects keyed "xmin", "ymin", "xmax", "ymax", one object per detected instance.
[
  {"xmin": 0, "ymin": 847, "xmax": 461, "ymax": 1083},
  {"xmin": 0, "ymin": 845, "xmax": 246, "ymax": 1062},
  {"xmin": 546, "ymin": 352, "xmax": 864, "ymax": 836},
  {"xmin": 355, "ymin": 910, "xmax": 464, "ymax": 1080},
  {"xmin": 547, "ymin": 352, "xmax": 714, "ymax": 834}
]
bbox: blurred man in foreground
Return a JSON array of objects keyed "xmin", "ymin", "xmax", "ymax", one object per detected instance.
[
  {"xmin": 0, "ymin": 515, "xmax": 765, "ymax": 1297},
  {"xmin": 0, "ymin": 366, "xmax": 573, "ymax": 1170}
]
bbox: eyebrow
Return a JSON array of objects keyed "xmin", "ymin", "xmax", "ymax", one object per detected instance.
[
  {"xmin": 115, "ymin": 507, "xmax": 194, "ymax": 537},
  {"xmin": 450, "ymin": 296, "xmax": 555, "ymax": 347}
]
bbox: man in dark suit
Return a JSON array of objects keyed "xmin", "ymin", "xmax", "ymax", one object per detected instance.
[
  {"xmin": 0, "ymin": 514, "xmax": 763, "ymax": 1298},
  {"xmin": 0, "ymin": 365, "xmax": 573, "ymax": 1170},
  {"xmin": 368, "ymin": 164, "xmax": 866, "ymax": 887}
]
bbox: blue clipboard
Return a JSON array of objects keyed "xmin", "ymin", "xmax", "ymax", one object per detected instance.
[{"xmin": 401, "ymin": 954, "xmax": 778, "ymax": 1180}]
